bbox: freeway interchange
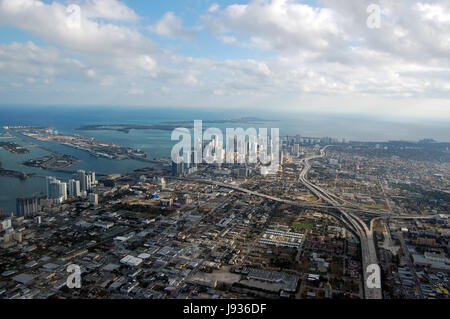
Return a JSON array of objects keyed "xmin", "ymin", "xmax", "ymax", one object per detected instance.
[
  {"xmin": 172, "ymin": 146, "xmax": 440, "ymax": 299},
  {"xmin": 298, "ymin": 146, "xmax": 382, "ymax": 299}
]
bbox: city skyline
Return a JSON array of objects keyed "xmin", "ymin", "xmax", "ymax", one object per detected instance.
[
  {"xmin": 0, "ymin": 0, "xmax": 449, "ymax": 120},
  {"xmin": 1, "ymin": 123, "xmax": 448, "ymax": 300},
  {"xmin": 0, "ymin": 0, "xmax": 449, "ymax": 304}
]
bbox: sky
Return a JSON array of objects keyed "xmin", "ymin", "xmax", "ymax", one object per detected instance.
[{"xmin": 0, "ymin": 0, "xmax": 449, "ymax": 120}]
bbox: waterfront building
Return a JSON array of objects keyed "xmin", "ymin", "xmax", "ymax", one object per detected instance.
[
  {"xmin": 90, "ymin": 171, "xmax": 96, "ymax": 186},
  {"xmin": 75, "ymin": 170, "xmax": 95, "ymax": 192},
  {"xmin": 76, "ymin": 170, "xmax": 87, "ymax": 192},
  {"xmin": 86, "ymin": 174, "xmax": 92, "ymax": 191},
  {"xmin": 46, "ymin": 178, "xmax": 67, "ymax": 203},
  {"xmin": 69, "ymin": 179, "xmax": 81, "ymax": 198},
  {"xmin": 45, "ymin": 177, "xmax": 58, "ymax": 199},
  {"xmin": 60, "ymin": 182, "xmax": 67, "ymax": 201},
  {"xmin": 16, "ymin": 197, "xmax": 39, "ymax": 217}
]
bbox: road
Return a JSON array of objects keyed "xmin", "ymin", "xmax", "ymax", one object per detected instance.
[
  {"xmin": 168, "ymin": 177, "xmax": 387, "ymax": 216},
  {"xmin": 379, "ymin": 179, "xmax": 394, "ymax": 214},
  {"xmin": 397, "ymin": 231, "xmax": 424, "ymax": 298},
  {"xmin": 297, "ymin": 146, "xmax": 382, "ymax": 299},
  {"xmin": 168, "ymin": 149, "xmax": 440, "ymax": 299}
]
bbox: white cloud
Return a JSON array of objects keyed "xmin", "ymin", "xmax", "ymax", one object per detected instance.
[
  {"xmin": 148, "ymin": 12, "xmax": 196, "ymax": 40},
  {"xmin": 127, "ymin": 88, "xmax": 144, "ymax": 95},
  {"xmin": 204, "ymin": 0, "xmax": 344, "ymax": 52},
  {"xmin": 183, "ymin": 74, "xmax": 199, "ymax": 86},
  {"xmin": 0, "ymin": 0, "xmax": 449, "ymax": 120},
  {"xmin": 86, "ymin": 69, "xmax": 96, "ymax": 78},
  {"xmin": 83, "ymin": 0, "xmax": 139, "ymax": 21},
  {"xmin": 319, "ymin": 0, "xmax": 450, "ymax": 62},
  {"xmin": 0, "ymin": 0, "xmax": 157, "ymax": 55},
  {"xmin": 220, "ymin": 35, "xmax": 238, "ymax": 45},
  {"xmin": 208, "ymin": 3, "xmax": 220, "ymax": 13},
  {"xmin": 136, "ymin": 55, "xmax": 157, "ymax": 72},
  {"xmin": 199, "ymin": 0, "xmax": 450, "ymax": 105},
  {"xmin": 0, "ymin": 41, "xmax": 84, "ymax": 79}
]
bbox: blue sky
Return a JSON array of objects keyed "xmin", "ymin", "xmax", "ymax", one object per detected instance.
[
  {"xmin": 0, "ymin": 0, "xmax": 268, "ymax": 58},
  {"xmin": 0, "ymin": 0, "xmax": 449, "ymax": 119}
]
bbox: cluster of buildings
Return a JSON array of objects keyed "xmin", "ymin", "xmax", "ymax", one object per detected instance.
[
  {"xmin": 0, "ymin": 136, "xmax": 448, "ymax": 300},
  {"xmin": 45, "ymin": 170, "xmax": 97, "ymax": 204},
  {"xmin": 172, "ymin": 161, "xmax": 198, "ymax": 177},
  {"xmin": 258, "ymin": 225, "xmax": 304, "ymax": 249},
  {"xmin": 14, "ymin": 170, "xmax": 98, "ymax": 220},
  {"xmin": 280, "ymin": 135, "xmax": 349, "ymax": 157},
  {"xmin": 376, "ymin": 216, "xmax": 449, "ymax": 299}
]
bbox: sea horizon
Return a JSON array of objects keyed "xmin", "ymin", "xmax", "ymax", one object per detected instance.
[{"xmin": 1, "ymin": 105, "xmax": 449, "ymax": 215}]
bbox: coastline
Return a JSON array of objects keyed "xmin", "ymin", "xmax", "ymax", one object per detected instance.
[{"xmin": 0, "ymin": 161, "xmax": 35, "ymax": 180}]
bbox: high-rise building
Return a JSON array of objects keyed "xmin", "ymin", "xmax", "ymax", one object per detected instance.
[
  {"xmin": 46, "ymin": 176, "xmax": 58, "ymax": 199},
  {"xmin": 60, "ymin": 182, "xmax": 67, "ymax": 201},
  {"xmin": 46, "ymin": 177, "xmax": 67, "ymax": 203},
  {"xmin": 50, "ymin": 181, "xmax": 59, "ymax": 200},
  {"xmin": 293, "ymin": 144, "xmax": 300, "ymax": 156},
  {"xmin": 90, "ymin": 171, "xmax": 96, "ymax": 185},
  {"xmin": 68, "ymin": 179, "xmax": 81, "ymax": 197},
  {"xmin": 75, "ymin": 170, "xmax": 95, "ymax": 192},
  {"xmin": 86, "ymin": 174, "xmax": 92, "ymax": 191},
  {"xmin": 172, "ymin": 161, "xmax": 185, "ymax": 177},
  {"xmin": 16, "ymin": 197, "xmax": 39, "ymax": 217},
  {"xmin": 88, "ymin": 193, "xmax": 98, "ymax": 205},
  {"xmin": 76, "ymin": 170, "xmax": 87, "ymax": 192},
  {"xmin": 171, "ymin": 161, "xmax": 178, "ymax": 176}
]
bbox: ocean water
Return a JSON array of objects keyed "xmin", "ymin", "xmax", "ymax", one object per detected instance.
[{"xmin": 0, "ymin": 105, "xmax": 449, "ymax": 215}]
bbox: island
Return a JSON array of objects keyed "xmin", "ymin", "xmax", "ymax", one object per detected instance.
[
  {"xmin": 23, "ymin": 153, "xmax": 80, "ymax": 170},
  {"xmin": 0, "ymin": 141, "xmax": 31, "ymax": 154},
  {"xmin": 0, "ymin": 161, "xmax": 34, "ymax": 180},
  {"xmin": 0, "ymin": 132, "xmax": 13, "ymax": 138},
  {"xmin": 77, "ymin": 123, "xmax": 194, "ymax": 134},
  {"xmin": 76, "ymin": 118, "xmax": 275, "ymax": 134},
  {"xmin": 7, "ymin": 126, "xmax": 147, "ymax": 161},
  {"xmin": 161, "ymin": 117, "xmax": 276, "ymax": 125}
]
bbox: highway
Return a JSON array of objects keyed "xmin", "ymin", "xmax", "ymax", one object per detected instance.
[
  {"xmin": 169, "ymin": 149, "xmax": 441, "ymax": 299},
  {"xmin": 297, "ymin": 146, "xmax": 382, "ymax": 299},
  {"xmin": 169, "ymin": 176, "xmax": 381, "ymax": 214},
  {"xmin": 171, "ymin": 173, "xmax": 381, "ymax": 298}
]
